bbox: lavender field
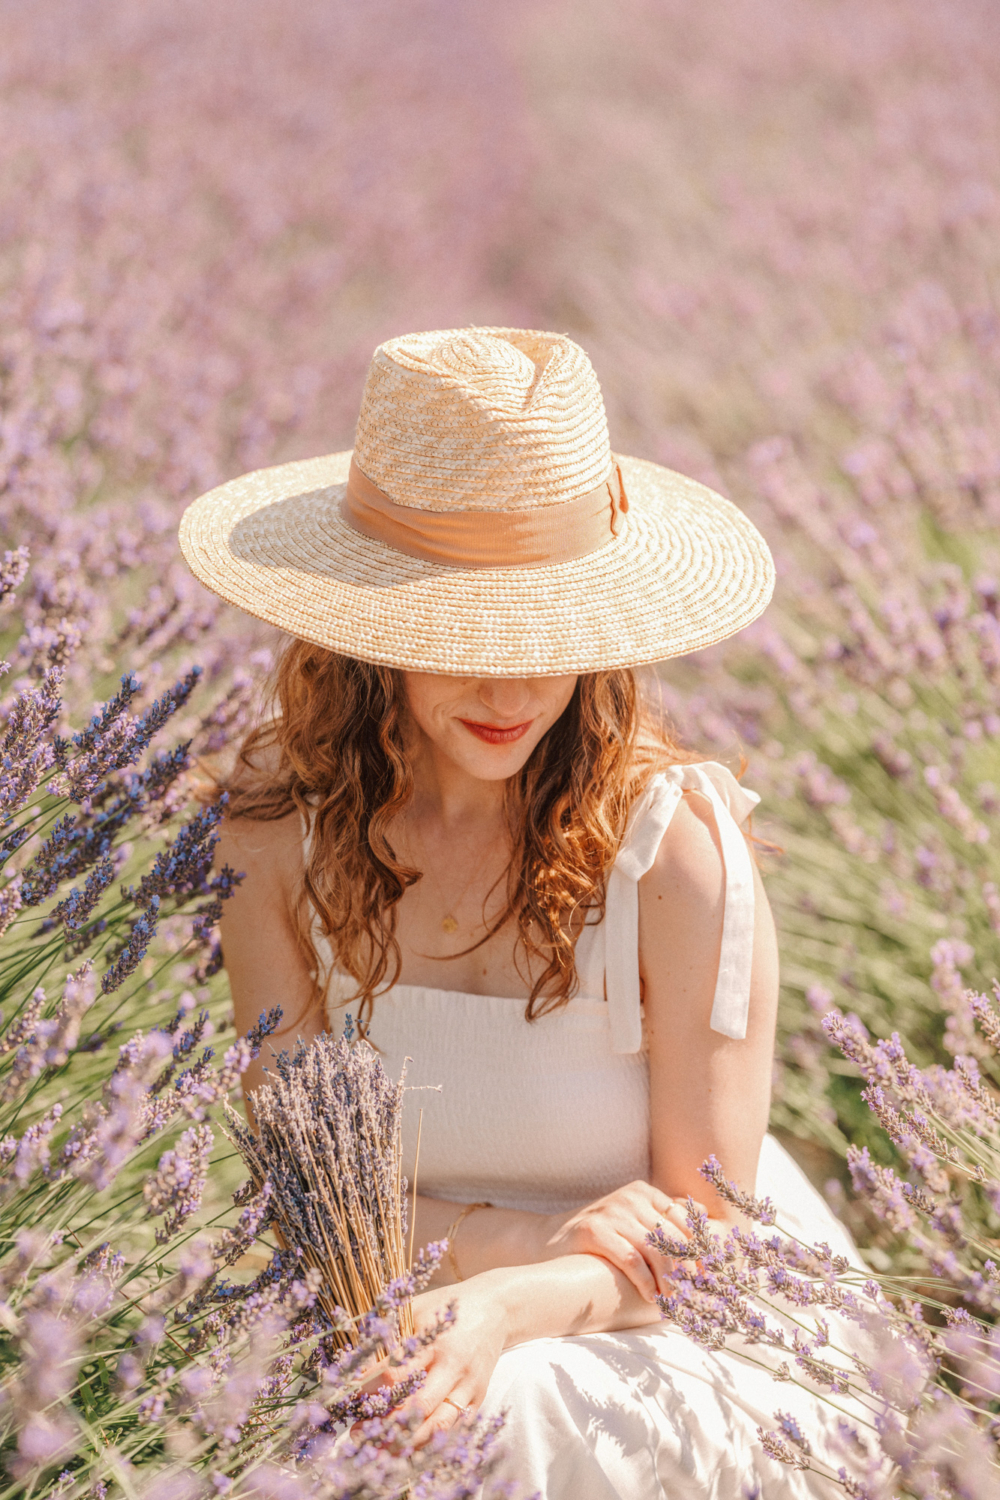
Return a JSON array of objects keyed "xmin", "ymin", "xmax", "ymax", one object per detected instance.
[{"xmin": 1, "ymin": 1, "xmax": 999, "ymax": 1493}]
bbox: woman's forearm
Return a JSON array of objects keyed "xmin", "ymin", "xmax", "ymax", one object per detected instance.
[
  {"xmin": 414, "ymin": 1193, "xmax": 548, "ymax": 1283},
  {"xmin": 482, "ymin": 1254, "xmax": 662, "ymax": 1346}
]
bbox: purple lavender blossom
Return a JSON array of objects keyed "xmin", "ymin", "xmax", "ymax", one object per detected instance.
[
  {"xmin": 61, "ymin": 667, "xmax": 203, "ymax": 802},
  {"xmin": 69, "ymin": 673, "xmax": 141, "ymax": 756},
  {"xmin": 0, "ymin": 547, "xmax": 30, "ymax": 606},
  {"xmin": 51, "ymin": 1029, "xmax": 173, "ymax": 1187},
  {"xmin": 698, "ymin": 1154, "xmax": 778, "ymax": 1224},
  {"xmin": 149, "ymin": 1007, "xmax": 214, "ymax": 1096},
  {"xmin": 19, "ymin": 812, "xmax": 113, "ymax": 907},
  {"xmin": 0, "ymin": 667, "xmax": 63, "ymax": 822},
  {"xmin": 242, "ymin": 1008, "xmax": 283, "ymax": 1058},
  {"xmin": 212, "ymin": 1181, "xmax": 275, "ymax": 1269},
  {"xmin": 0, "ymin": 987, "xmax": 47, "ymax": 1059},
  {"xmin": 9, "ymin": 1104, "xmax": 63, "ymax": 1185},
  {"xmin": 46, "ymin": 853, "xmax": 115, "ymax": 932},
  {"xmin": 0, "ymin": 966, "xmax": 97, "ymax": 1103},
  {"xmin": 100, "ymin": 897, "xmax": 160, "ymax": 994},
  {"xmin": 144, "ymin": 1122, "xmax": 215, "ymax": 1241},
  {"xmin": 128, "ymin": 797, "xmax": 231, "ymax": 911}
]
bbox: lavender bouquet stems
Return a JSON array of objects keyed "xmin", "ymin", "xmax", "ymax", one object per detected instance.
[{"xmin": 225, "ymin": 1028, "xmax": 417, "ymax": 1350}]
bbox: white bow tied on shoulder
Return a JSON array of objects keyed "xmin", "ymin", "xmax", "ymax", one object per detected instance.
[{"xmin": 601, "ymin": 761, "xmax": 761, "ymax": 1055}]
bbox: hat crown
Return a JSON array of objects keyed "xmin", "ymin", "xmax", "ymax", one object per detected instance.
[{"xmin": 352, "ymin": 327, "xmax": 612, "ymax": 513}]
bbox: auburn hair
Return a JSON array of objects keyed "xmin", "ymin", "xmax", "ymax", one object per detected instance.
[{"xmin": 224, "ymin": 640, "xmax": 700, "ymax": 1035}]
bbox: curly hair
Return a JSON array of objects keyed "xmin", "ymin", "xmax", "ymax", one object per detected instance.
[{"xmin": 224, "ymin": 640, "xmax": 699, "ymax": 1034}]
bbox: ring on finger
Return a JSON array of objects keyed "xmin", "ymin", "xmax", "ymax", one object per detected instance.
[{"xmin": 443, "ymin": 1396, "xmax": 471, "ymax": 1415}]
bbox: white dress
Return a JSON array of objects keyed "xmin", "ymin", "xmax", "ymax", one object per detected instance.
[{"xmin": 318, "ymin": 763, "xmax": 867, "ymax": 1499}]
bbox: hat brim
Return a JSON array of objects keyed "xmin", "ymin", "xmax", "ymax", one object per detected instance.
[{"xmin": 178, "ymin": 450, "xmax": 774, "ymax": 675}]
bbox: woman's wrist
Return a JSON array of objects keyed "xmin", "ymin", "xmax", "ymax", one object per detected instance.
[
  {"xmin": 462, "ymin": 1264, "xmax": 535, "ymax": 1349},
  {"xmin": 448, "ymin": 1203, "xmax": 554, "ymax": 1279},
  {"xmin": 464, "ymin": 1253, "xmax": 660, "ymax": 1351},
  {"xmin": 445, "ymin": 1200, "xmax": 493, "ymax": 1281}
]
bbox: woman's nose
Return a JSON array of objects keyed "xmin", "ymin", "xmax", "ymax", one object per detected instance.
[{"xmin": 477, "ymin": 678, "xmax": 532, "ymax": 719}]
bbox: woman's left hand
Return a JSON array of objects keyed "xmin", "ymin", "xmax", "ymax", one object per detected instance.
[
  {"xmin": 530, "ymin": 1179, "xmax": 698, "ymax": 1303},
  {"xmin": 381, "ymin": 1274, "xmax": 509, "ymax": 1448}
]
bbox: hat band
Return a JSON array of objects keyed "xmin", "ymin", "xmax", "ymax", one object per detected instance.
[{"xmin": 342, "ymin": 457, "xmax": 629, "ymax": 570}]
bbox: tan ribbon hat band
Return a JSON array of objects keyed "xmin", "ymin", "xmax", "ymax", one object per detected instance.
[{"xmin": 342, "ymin": 456, "xmax": 630, "ymax": 569}]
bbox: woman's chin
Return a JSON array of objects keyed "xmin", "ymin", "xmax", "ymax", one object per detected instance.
[{"xmin": 447, "ymin": 735, "xmax": 540, "ymax": 782}]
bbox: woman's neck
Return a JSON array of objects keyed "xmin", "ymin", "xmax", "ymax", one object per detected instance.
[{"xmin": 407, "ymin": 729, "xmax": 508, "ymax": 834}]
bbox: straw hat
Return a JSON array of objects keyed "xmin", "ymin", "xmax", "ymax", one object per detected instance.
[{"xmin": 179, "ymin": 327, "xmax": 774, "ymax": 675}]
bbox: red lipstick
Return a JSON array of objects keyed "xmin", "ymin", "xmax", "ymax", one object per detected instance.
[{"xmin": 459, "ymin": 719, "xmax": 533, "ymax": 745}]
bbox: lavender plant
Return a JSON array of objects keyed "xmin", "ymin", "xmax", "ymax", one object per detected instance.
[
  {"xmin": 0, "ymin": 612, "xmax": 506, "ymax": 1497},
  {"xmin": 648, "ymin": 984, "xmax": 1000, "ymax": 1496},
  {"xmin": 655, "ymin": 325, "xmax": 1000, "ymax": 1243}
]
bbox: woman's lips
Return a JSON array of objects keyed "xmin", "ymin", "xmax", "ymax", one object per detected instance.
[{"xmin": 459, "ymin": 718, "xmax": 533, "ymax": 745}]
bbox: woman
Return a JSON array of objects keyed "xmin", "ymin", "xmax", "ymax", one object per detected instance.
[{"xmin": 180, "ymin": 328, "xmax": 862, "ymax": 1497}]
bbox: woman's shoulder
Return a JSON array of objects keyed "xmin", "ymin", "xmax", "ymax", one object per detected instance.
[
  {"xmin": 641, "ymin": 784, "xmax": 725, "ymax": 911},
  {"xmin": 639, "ymin": 757, "xmax": 759, "ymax": 819},
  {"xmin": 622, "ymin": 756, "xmax": 754, "ymax": 853},
  {"xmin": 215, "ymin": 805, "xmax": 306, "ymax": 896},
  {"xmin": 628, "ymin": 757, "xmax": 758, "ymax": 910},
  {"xmin": 215, "ymin": 725, "xmax": 308, "ymax": 882}
]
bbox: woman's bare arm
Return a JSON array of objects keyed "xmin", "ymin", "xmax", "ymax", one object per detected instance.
[
  {"xmin": 396, "ymin": 1251, "xmax": 662, "ymax": 1446},
  {"xmin": 217, "ymin": 810, "xmax": 324, "ymax": 1115},
  {"xmin": 642, "ymin": 790, "xmax": 779, "ymax": 1218}
]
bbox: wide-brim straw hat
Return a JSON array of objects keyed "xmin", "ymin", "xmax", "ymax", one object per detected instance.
[{"xmin": 179, "ymin": 327, "xmax": 774, "ymax": 675}]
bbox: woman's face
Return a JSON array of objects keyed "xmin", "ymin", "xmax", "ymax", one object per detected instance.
[{"xmin": 402, "ymin": 672, "xmax": 579, "ymax": 782}]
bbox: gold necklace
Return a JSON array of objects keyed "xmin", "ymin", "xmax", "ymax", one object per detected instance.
[
  {"xmin": 432, "ymin": 867, "xmax": 480, "ymax": 935},
  {"xmin": 403, "ymin": 818, "xmax": 484, "ymax": 934}
]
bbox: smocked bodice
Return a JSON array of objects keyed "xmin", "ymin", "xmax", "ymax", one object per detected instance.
[{"xmin": 316, "ymin": 760, "xmax": 759, "ymax": 1213}]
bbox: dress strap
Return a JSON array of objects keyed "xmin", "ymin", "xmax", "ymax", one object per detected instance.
[{"xmin": 603, "ymin": 761, "xmax": 761, "ymax": 1054}]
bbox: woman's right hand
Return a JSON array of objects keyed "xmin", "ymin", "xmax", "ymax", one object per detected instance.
[
  {"xmin": 530, "ymin": 1180, "xmax": 700, "ymax": 1302},
  {"xmin": 359, "ymin": 1272, "xmax": 510, "ymax": 1448}
]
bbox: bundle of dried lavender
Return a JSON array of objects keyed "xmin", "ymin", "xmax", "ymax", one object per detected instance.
[{"xmin": 225, "ymin": 1026, "xmax": 414, "ymax": 1349}]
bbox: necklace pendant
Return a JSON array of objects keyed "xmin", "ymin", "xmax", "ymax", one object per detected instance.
[{"xmin": 441, "ymin": 913, "xmax": 459, "ymax": 934}]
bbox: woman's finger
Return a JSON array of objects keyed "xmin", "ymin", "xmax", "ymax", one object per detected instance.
[
  {"xmin": 662, "ymin": 1200, "xmax": 697, "ymax": 1240},
  {"xmin": 648, "ymin": 1187, "xmax": 678, "ymax": 1219},
  {"xmin": 408, "ymin": 1385, "xmax": 477, "ymax": 1448},
  {"xmin": 609, "ymin": 1236, "xmax": 660, "ymax": 1302},
  {"xmin": 644, "ymin": 1243, "xmax": 670, "ymax": 1296},
  {"xmin": 642, "ymin": 1235, "xmax": 676, "ymax": 1297},
  {"xmin": 401, "ymin": 1390, "xmax": 449, "ymax": 1446},
  {"xmin": 398, "ymin": 1355, "xmax": 467, "ymax": 1428}
]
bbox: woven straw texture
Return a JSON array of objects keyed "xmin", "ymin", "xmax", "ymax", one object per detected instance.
[
  {"xmin": 179, "ymin": 328, "xmax": 775, "ymax": 675},
  {"xmin": 354, "ymin": 328, "xmax": 611, "ymax": 511}
]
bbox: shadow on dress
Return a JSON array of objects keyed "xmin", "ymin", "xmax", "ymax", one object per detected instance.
[{"xmin": 480, "ymin": 1328, "xmax": 802, "ymax": 1500}]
